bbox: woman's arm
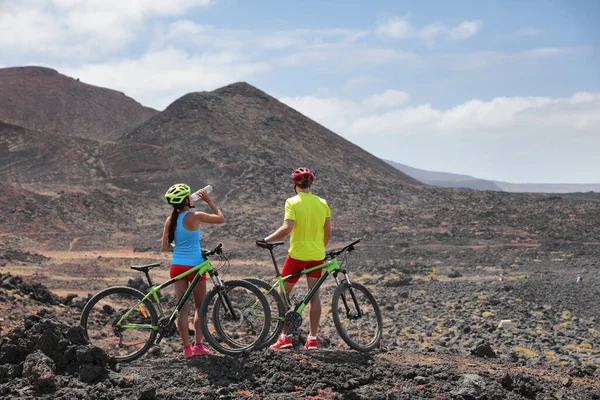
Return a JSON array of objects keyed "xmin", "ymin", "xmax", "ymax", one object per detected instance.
[
  {"xmin": 161, "ymin": 217, "xmax": 173, "ymax": 252},
  {"xmin": 195, "ymin": 190, "xmax": 225, "ymax": 224}
]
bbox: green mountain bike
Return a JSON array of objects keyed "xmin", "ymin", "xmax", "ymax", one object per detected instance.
[
  {"xmin": 79, "ymin": 244, "xmax": 271, "ymax": 361},
  {"xmin": 220, "ymin": 239, "xmax": 383, "ymax": 352}
]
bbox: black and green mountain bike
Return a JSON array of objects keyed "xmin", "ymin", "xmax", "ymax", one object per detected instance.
[
  {"xmin": 80, "ymin": 244, "xmax": 271, "ymax": 361},
  {"xmin": 216, "ymin": 239, "xmax": 383, "ymax": 352}
]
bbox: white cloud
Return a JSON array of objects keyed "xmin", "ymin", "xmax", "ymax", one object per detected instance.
[
  {"xmin": 343, "ymin": 76, "xmax": 384, "ymax": 92},
  {"xmin": 255, "ymin": 28, "xmax": 369, "ymax": 52},
  {"xmin": 0, "ymin": 2, "xmax": 65, "ymax": 49},
  {"xmin": 282, "ymin": 91, "xmax": 600, "ymax": 182},
  {"xmin": 449, "ymin": 47, "xmax": 576, "ymax": 69},
  {"xmin": 416, "ymin": 24, "xmax": 447, "ymax": 46},
  {"xmin": 0, "ymin": 0, "xmax": 213, "ymax": 58},
  {"xmin": 165, "ymin": 19, "xmax": 207, "ymax": 38},
  {"xmin": 447, "ymin": 21, "xmax": 483, "ymax": 40},
  {"xmin": 61, "ymin": 47, "xmax": 271, "ymax": 109},
  {"xmin": 375, "ymin": 16, "xmax": 414, "ymax": 39},
  {"xmin": 376, "ymin": 17, "xmax": 483, "ymax": 45},
  {"xmin": 363, "ymin": 90, "xmax": 410, "ymax": 110},
  {"xmin": 284, "ymin": 91, "xmax": 600, "ymax": 137}
]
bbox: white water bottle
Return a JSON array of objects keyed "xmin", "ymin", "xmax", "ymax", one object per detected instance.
[{"xmin": 191, "ymin": 185, "xmax": 213, "ymax": 202}]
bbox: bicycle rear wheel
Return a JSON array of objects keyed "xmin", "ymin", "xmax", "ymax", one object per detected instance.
[
  {"xmin": 79, "ymin": 286, "xmax": 158, "ymax": 362},
  {"xmin": 200, "ymin": 280, "xmax": 271, "ymax": 356},
  {"xmin": 332, "ymin": 282, "xmax": 383, "ymax": 352},
  {"xmin": 239, "ymin": 278, "xmax": 285, "ymax": 348}
]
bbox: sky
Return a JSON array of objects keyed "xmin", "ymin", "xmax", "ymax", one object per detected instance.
[{"xmin": 1, "ymin": 0, "xmax": 599, "ymax": 183}]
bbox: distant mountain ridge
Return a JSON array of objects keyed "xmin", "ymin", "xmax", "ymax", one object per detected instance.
[
  {"xmin": 386, "ymin": 161, "xmax": 503, "ymax": 191},
  {"xmin": 386, "ymin": 160, "xmax": 600, "ymax": 193}
]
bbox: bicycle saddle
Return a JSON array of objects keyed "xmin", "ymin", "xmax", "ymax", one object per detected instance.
[
  {"xmin": 255, "ymin": 240, "xmax": 285, "ymax": 250},
  {"xmin": 130, "ymin": 263, "xmax": 161, "ymax": 272}
]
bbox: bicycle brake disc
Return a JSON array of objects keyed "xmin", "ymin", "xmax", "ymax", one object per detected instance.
[{"xmin": 284, "ymin": 310, "xmax": 302, "ymax": 334}]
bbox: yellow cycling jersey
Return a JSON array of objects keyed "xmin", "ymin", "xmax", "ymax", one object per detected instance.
[{"xmin": 284, "ymin": 192, "xmax": 331, "ymax": 261}]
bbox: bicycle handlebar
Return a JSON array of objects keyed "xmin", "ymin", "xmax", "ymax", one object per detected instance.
[
  {"xmin": 325, "ymin": 239, "xmax": 361, "ymax": 259},
  {"xmin": 256, "ymin": 238, "xmax": 361, "ymax": 259},
  {"xmin": 202, "ymin": 243, "xmax": 223, "ymax": 258}
]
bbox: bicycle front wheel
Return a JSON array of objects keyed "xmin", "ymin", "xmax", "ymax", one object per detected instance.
[
  {"xmin": 332, "ymin": 282, "xmax": 383, "ymax": 352},
  {"xmin": 200, "ymin": 280, "xmax": 271, "ymax": 356},
  {"xmin": 79, "ymin": 286, "xmax": 158, "ymax": 362}
]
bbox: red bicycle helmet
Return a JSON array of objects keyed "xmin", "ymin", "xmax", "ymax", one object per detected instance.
[{"xmin": 291, "ymin": 167, "xmax": 314, "ymax": 184}]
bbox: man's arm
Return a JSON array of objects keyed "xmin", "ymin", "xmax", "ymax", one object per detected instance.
[
  {"xmin": 265, "ymin": 219, "xmax": 294, "ymax": 242},
  {"xmin": 323, "ymin": 217, "xmax": 331, "ymax": 246}
]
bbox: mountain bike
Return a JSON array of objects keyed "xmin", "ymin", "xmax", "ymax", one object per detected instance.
[
  {"xmin": 79, "ymin": 244, "xmax": 271, "ymax": 362},
  {"xmin": 217, "ymin": 239, "xmax": 383, "ymax": 352}
]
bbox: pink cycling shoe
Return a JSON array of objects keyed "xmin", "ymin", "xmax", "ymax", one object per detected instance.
[
  {"xmin": 192, "ymin": 343, "xmax": 210, "ymax": 356},
  {"xmin": 183, "ymin": 345, "xmax": 194, "ymax": 359}
]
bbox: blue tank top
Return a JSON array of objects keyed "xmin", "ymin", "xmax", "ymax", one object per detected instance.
[{"xmin": 171, "ymin": 210, "xmax": 204, "ymax": 266}]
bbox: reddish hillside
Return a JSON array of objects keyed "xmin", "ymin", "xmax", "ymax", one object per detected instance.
[
  {"xmin": 0, "ymin": 66, "xmax": 157, "ymax": 141},
  {"xmin": 121, "ymin": 82, "xmax": 419, "ymax": 186},
  {"xmin": 0, "ymin": 121, "xmax": 105, "ymax": 183},
  {"xmin": 0, "ymin": 120, "xmax": 146, "ymax": 249}
]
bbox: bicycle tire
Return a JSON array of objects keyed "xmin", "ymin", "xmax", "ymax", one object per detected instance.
[
  {"xmin": 80, "ymin": 286, "xmax": 158, "ymax": 362},
  {"xmin": 241, "ymin": 278, "xmax": 285, "ymax": 348},
  {"xmin": 331, "ymin": 282, "xmax": 383, "ymax": 352},
  {"xmin": 200, "ymin": 279, "xmax": 271, "ymax": 356}
]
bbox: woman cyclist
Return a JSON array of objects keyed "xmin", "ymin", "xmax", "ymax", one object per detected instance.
[{"xmin": 161, "ymin": 183, "xmax": 225, "ymax": 358}]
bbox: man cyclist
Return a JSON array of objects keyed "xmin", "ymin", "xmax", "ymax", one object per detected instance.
[{"xmin": 262, "ymin": 167, "xmax": 331, "ymax": 350}]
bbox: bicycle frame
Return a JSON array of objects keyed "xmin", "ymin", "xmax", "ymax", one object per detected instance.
[
  {"xmin": 255, "ymin": 254, "xmax": 355, "ymax": 321},
  {"xmin": 116, "ymin": 259, "xmax": 225, "ymax": 331}
]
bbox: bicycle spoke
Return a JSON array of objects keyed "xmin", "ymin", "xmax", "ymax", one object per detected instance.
[
  {"xmin": 333, "ymin": 283, "xmax": 382, "ymax": 351},
  {"xmin": 83, "ymin": 290, "xmax": 156, "ymax": 360},
  {"xmin": 206, "ymin": 282, "xmax": 270, "ymax": 352}
]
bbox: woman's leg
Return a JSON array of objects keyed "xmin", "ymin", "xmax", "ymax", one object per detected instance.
[
  {"xmin": 191, "ymin": 279, "xmax": 207, "ymax": 343},
  {"xmin": 174, "ymin": 279, "xmax": 191, "ymax": 347}
]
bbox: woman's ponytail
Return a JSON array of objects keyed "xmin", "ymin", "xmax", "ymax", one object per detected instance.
[
  {"xmin": 168, "ymin": 207, "xmax": 179, "ymax": 244},
  {"xmin": 167, "ymin": 197, "xmax": 190, "ymax": 244}
]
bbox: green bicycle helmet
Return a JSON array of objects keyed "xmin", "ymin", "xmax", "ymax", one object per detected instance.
[{"xmin": 165, "ymin": 183, "xmax": 191, "ymax": 205}]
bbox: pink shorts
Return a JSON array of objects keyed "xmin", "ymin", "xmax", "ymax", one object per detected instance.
[
  {"xmin": 170, "ymin": 264, "xmax": 207, "ymax": 282},
  {"xmin": 281, "ymin": 256, "xmax": 324, "ymax": 284}
]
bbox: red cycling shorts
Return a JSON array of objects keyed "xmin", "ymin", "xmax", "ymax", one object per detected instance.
[
  {"xmin": 281, "ymin": 256, "xmax": 324, "ymax": 284},
  {"xmin": 170, "ymin": 264, "xmax": 207, "ymax": 282}
]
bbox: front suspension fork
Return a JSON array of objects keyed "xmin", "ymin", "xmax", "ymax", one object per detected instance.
[
  {"xmin": 210, "ymin": 271, "xmax": 240, "ymax": 321},
  {"xmin": 334, "ymin": 270, "xmax": 363, "ymax": 319}
]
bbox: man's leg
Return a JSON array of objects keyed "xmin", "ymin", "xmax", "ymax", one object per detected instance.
[
  {"xmin": 280, "ymin": 280, "xmax": 296, "ymax": 335},
  {"xmin": 306, "ymin": 277, "xmax": 321, "ymax": 337},
  {"xmin": 270, "ymin": 279, "xmax": 297, "ymax": 349}
]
